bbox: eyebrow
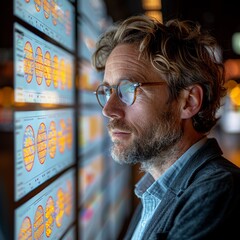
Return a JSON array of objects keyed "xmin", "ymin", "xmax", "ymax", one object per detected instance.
[{"xmin": 102, "ymin": 77, "xmax": 133, "ymax": 85}]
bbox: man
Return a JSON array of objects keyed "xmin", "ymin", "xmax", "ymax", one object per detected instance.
[{"xmin": 92, "ymin": 15, "xmax": 240, "ymax": 239}]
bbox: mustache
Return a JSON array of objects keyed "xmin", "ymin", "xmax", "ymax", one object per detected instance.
[{"xmin": 107, "ymin": 119, "xmax": 132, "ymax": 132}]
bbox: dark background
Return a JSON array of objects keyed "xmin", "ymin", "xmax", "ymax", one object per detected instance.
[{"xmin": 104, "ymin": 0, "xmax": 240, "ymax": 60}]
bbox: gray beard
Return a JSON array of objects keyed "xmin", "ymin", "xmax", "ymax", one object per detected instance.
[{"xmin": 110, "ymin": 108, "xmax": 183, "ymax": 172}]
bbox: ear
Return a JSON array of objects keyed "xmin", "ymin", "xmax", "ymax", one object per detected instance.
[{"xmin": 180, "ymin": 85, "xmax": 203, "ymax": 119}]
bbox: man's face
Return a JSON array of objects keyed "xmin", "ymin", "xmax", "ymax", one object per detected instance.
[{"xmin": 102, "ymin": 44, "xmax": 183, "ymax": 167}]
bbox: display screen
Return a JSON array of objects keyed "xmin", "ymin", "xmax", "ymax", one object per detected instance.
[
  {"xmin": 14, "ymin": 23, "xmax": 75, "ymax": 105},
  {"xmin": 78, "ymin": 59, "xmax": 103, "ymax": 105},
  {"xmin": 15, "ymin": 168, "xmax": 75, "ymax": 240},
  {"xmin": 78, "ymin": 17, "xmax": 100, "ymax": 61},
  {"xmin": 79, "ymin": 153, "xmax": 104, "ymax": 205},
  {"xmin": 79, "ymin": 189, "xmax": 104, "ymax": 240},
  {"xmin": 79, "ymin": 107, "xmax": 104, "ymax": 156},
  {"xmin": 14, "ymin": 108, "xmax": 75, "ymax": 201},
  {"xmin": 14, "ymin": 0, "xmax": 75, "ymax": 51},
  {"xmin": 79, "ymin": 153, "xmax": 132, "ymax": 240},
  {"xmin": 78, "ymin": 0, "xmax": 107, "ymax": 32},
  {"xmin": 106, "ymin": 166, "xmax": 131, "ymax": 237}
]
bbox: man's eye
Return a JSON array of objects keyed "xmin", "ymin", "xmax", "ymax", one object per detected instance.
[
  {"xmin": 120, "ymin": 84, "xmax": 133, "ymax": 93},
  {"xmin": 128, "ymin": 85, "xmax": 135, "ymax": 93},
  {"xmin": 105, "ymin": 88, "xmax": 111, "ymax": 96}
]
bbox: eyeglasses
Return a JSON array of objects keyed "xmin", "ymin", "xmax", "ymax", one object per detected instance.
[{"xmin": 94, "ymin": 79, "xmax": 166, "ymax": 108}]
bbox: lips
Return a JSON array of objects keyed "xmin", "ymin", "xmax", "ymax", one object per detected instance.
[{"xmin": 109, "ymin": 129, "xmax": 131, "ymax": 139}]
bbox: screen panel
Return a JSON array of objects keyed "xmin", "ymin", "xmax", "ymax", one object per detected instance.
[
  {"xmin": 79, "ymin": 188, "xmax": 104, "ymax": 240},
  {"xmin": 78, "ymin": 107, "xmax": 104, "ymax": 156},
  {"xmin": 14, "ymin": 0, "xmax": 75, "ymax": 51},
  {"xmin": 78, "ymin": 59, "xmax": 103, "ymax": 105},
  {"xmin": 105, "ymin": 165, "xmax": 131, "ymax": 238},
  {"xmin": 14, "ymin": 23, "xmax": 75, "ymax": 105},
  {"xmin": 77, "ymin": 17, "xmax": 100, "ymax": 61},
  {"xmin": 79, "ymin": 153, "xmax": 104, "ymax": 206},
  {"xmin": 14, "ymin": 108, "xmax": 75, "ymax": 201},
  {"xmin": 15, "ymin": 168, "xmax": 75, "ymax": 240},
  {"xmin": 77, "ymin": 0, "xmax": 108, "ymax": 32}
]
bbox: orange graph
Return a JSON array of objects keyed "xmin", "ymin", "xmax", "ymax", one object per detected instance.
[
  {"xmin": 45, "ymin": 196, "xmax": 55, "ymax": 237},
  {"xmin": 48, "ymin": 120, "xmax": 57, "ymax": 159},
  {"xmin": 58, "ymin": 119, "xmax": 66, "ymax": 154},
  {"xmin": 23, "ymin": 125, "xmax": 35, "ymax": 172},
  {"xmin": 44, "ymin": 51, "xmax": 52, "ymax": 87},
  {"xmin": 37, "ymin": 122, "xmax": 47, "ymax": 164},
  {"xmin": 18, "ymin": 216, "xmax": 32, "ymax": 240},
  {"xmin": 52, "ymin": 55, "xmax": 59, "ymax": 88},
  {"xmin": 24, "ymin": 41, "xmax": 34, "ymax": 83},
  {"xmin": 33, "ymin": 205, "xmax": 44, "ymax": 239},
  {"xmin": 35, "ymin": 46, "xmax": 44, "ymax": 85},
  {"xmin": 55, "ymin": 188, "xmax": 65, "ymax": 228}
]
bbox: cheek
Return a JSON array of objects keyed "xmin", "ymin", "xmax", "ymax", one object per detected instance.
[
  {"xmin": 125, "ymin": 104, "xmax": 159, "ymax": 132},
  {"xmin": 135, "ymin": 90, "xmax": 168, "ymax": 115}
]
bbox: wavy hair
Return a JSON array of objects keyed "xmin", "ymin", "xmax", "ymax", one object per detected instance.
[{"xmin": 92, "ymin": 15, "xmax": 226, "ymax": 133}]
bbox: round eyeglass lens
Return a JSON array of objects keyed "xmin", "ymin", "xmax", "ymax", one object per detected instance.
[
  {"xmin": 118, "ymin": 80, "xmax": 135, "ymax": 105},
  {"xmin": 97, "ymin": 85, "xmax": 111, "ymax": 107}
]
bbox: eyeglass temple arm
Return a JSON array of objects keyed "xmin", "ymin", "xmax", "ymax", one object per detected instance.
[{"xmin": 139, "ymin": 82, "xmax": 165, "ymax": 87}]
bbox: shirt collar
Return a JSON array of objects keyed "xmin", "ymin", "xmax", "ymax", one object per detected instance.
[{"xmin": 134, "ymin": 173, "xmax": 155, "ymax": 197}]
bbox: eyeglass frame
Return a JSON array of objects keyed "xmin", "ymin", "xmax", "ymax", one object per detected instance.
[{"xmin": 94, "ymin": 79, "xmax": 166, "ymax": 108}]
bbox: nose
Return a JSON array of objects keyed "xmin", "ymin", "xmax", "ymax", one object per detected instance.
[{"xmin": 102, "ymin": 92, "xmax": 125, "ymax": 119}]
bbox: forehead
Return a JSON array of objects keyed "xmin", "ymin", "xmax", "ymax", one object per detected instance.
[{"xmin": 104, "ymin": 44, "xmax": 158, "ymax": 83}]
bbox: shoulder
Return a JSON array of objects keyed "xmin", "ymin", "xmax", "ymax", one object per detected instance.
[
  {"xmin": 182, "ymin": 157, "xmax": 240, "ymax": 207},
  {"xmin": 194, "ymin": 156, "xmax": 240, "ymax": 185},
  {"xmin": 182, "ymin": 137, "xmax": 240, "ymax": 191}
]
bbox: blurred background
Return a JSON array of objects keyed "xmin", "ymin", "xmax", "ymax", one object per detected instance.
[
  {"xmin": 105, "ymin": 0, "xmax": 240, "ymax": 58},
  {"xmin": 0, "ymin": 0, "xmax": 240, "ymax": 240}
]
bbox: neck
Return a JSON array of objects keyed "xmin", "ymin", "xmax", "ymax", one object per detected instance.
[{"xmin": 142, "ymin": 133, "xmax": 205, "ymax": 180}]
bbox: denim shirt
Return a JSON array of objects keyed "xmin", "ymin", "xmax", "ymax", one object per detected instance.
[{"xmin": 131, "ymin": 137, "xmax": 207, "ymax": 240}]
